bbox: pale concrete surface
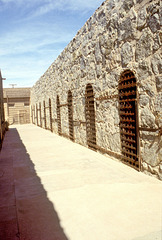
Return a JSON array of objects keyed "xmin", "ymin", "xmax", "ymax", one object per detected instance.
[{"xmin": 0, "ymin": 124, "xmax": 161, "ymax": 240}]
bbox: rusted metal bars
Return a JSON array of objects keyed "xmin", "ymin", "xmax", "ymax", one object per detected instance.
[
  {"xmin": 119, "ymin": 70, "xmax": 139, "ymax": 170},
  {"xmin": 36, "ymin": 104, "xmax": 39, "ymax": 126},
  {"xmin": 68, "ymin": 91, "xmax": 74, "ymax": 141},
  {"xmin": 96, "ymin": 94, "xmax": 118, "ymax": 101},
  {"xmin": 57, "ymin": 96, "xmax": 62, "ymax": 135},
  {"xmin": 39, "ymin": 102, "xmax": 42, "ymax": 127},
  {"xmin": 85, "ymin": 84, "xmax": 97, "ymax": 151},
  {"xmin": 43, "ymin": 101, "xmax": 47, "ymax": 129},
  {"xmin": 49, "ymin": 98, "xmax": 53, "ymax": 132}
]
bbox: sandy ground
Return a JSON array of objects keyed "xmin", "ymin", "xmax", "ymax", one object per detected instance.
[{"xmin": 0, "ymin": 124, "xmax": 161, "ymax": 240}]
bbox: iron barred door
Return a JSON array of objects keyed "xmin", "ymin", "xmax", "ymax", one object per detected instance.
[
  {"xmin": 57, "ymin": 96, "xmax": 61, "ymax": 135},
  {"xmin": 49, "ymin": 98, "xmax": 53, "ymax": 132},
  {"xmin": 68, "ymin": 91, "xmax": 74, "ymax": 141},
  {"xmin": 39, "ymin": 102, "xmax": 42, "ymax": 127},
  {"xmin": 43, "ymin": 101, "xmax": 47, "ymax": 129},
  {"xmin": 119, "ymin": 70, "xmax": 139, "ymax": 169},
  {"xmin": 85, "ymin": 84, "xmax": 96, "ymax": 150}
]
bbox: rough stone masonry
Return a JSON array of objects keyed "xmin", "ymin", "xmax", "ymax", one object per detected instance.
[{"xmin": 31, "ymin": 0, "xmax": 162, "ymax": 180}]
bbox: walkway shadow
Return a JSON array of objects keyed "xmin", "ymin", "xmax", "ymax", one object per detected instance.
[{"xmin": 1, "ymin": 128, "xmax": 69, "ymax": 240}]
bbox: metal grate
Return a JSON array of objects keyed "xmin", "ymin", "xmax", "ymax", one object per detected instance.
[
  {"xmin": 49, "ymin": 98, "xmax": 53, "ymax": 132},
  {"xmin": 39, "ymin": 102, "xmax": 42, "ymax": 127},
  {"xmin": 36, "ymin": 104, "xmax": 38, "ymax": 126},
  {"xmin": 33, "ymin": 105, "xmax": 36, "ymax": 124},
  {"xmin": 68, "ymin": 91, "xmax": 74, "ymax": 141},
  {"xmin": 43, "ymin": 101, "xmax": 47, "ymax": 129},
  {"xmin": 119, "ymin": 70, "xmax": 139, "ymax": 169},
  {"xmin": 31, "ymin": 106, "xmax": 34, "ymax": 124},
  {"xmin": 85, "ymin": 84, "xmax": 96, "ymax": 150},
  {"xmin": 57, "ymin": 95, "xmax": 62, "ymax": 135}
]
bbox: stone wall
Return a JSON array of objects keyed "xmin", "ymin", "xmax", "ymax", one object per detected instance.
[{"xmin": 31, "ymin": 0, "xmax": 162, "ymax": 180}]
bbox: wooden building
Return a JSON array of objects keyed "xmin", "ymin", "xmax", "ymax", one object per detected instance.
[{"xmin": 3, "ymin": 88, "xmax": 31, "ymax": 125}]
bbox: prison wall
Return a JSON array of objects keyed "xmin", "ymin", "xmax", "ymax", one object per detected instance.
[{"xmin": 31, "ymin": 0, "xmax": 162, "ymax": 180}]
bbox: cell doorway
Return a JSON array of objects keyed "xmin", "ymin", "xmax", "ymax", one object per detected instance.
[
  {"xmin": 85, "ymin": 84, "xmax": 96, "ymax": 150},
  {"xmin": 67, "ymin": 91, "xmax": 74, "ymax": 141},
  {"xmin": 119, "ymin": 70, "xmax": 140, "ymax": 170},
  {"xmin": 57, "ymin": 95, "xmax": 61, "ymax": 135}
]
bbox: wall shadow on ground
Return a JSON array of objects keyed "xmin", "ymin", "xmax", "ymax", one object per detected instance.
[{"xmin": 3, "ymin": 128, "xmax": 69, "ymax": 240}]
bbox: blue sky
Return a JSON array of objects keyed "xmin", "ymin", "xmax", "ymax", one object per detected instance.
[{"xmin": 0, "ymin": 0, "xmax": 104, "ymax": 88}]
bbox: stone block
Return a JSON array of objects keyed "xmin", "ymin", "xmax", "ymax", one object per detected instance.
[
  {"xmin": 135, "ymin": 29, "xmax": 153, "ymax": 61},
  {"xmin": 153, "ymin": 32, "xmax": 161, "ymax": 52},
  {"xmin": 104, "ymin": 72, "xmax": 118, "ymax": 89},
  {"xmin": 118, "ymin": 17, "xmax": 135, "ymax": 41},
  {"xmin": 122, "ymin": 0, "xmax": 135, "ymax": 12},
  {"xmin": 155, "ymin": 75, "xmax": 162, "ymax": 91},
  {"xmin": 80, "ymin": 57, "xmax": 86, "ymax": 71},
  {"xmin": 154, "ymin": 93, "xmax": 162, "ymax": 112},
  {"xmin": 95, "ymin": 42, "xmax": 102, "ymax": 64},
  {"xmin": 142, "ymin": 162, "xmax": 148, "ymax": 171},
  {"xmin": 106, "ymin": 0, "xmax": 116, "ymax": 11},
  {"xmin": 146, "ymin": 3, "xmax": 159, "ymax": 15},
  {"xmin": 138, "ymin": 60, "xmax": 153, "ymax": 80},
  {"xmin": 147, "ymin": 13, "xmax": 160, "ymax": 33},
  {"xmin": 139, "ymin": 94, "xmax": 149, "ymax": 107},
  {"xmin": 151, "ymin": 54, "xmax": 162, "ymax": 75},
  {"xmin": 121, "ymin": 42, "xmax": 133, "ymax": 67},
  {"xmin": 140, "ymin": 81, "xmax": 155, "ymax": 97},
  {"xmin": 136, "ymin": 0, "xmax": 144, "ymax": 3},
  {"xmin": 159, "ymin": 6, "xmax": 162, "ymax": 25},
  {"xmin": 159, "ymin": 164, "xmax": 162, "ymax": 173},
  {"xmin": 140, "ymin": 107, "xmax": 157, "ymax": 128},
  {"xmin": 141, "ymin": 140, "xmax": 161, "ymax": 167},
  {"xmin": 137, "ymin": 7, "xmax": 147, "ymax": 30}
]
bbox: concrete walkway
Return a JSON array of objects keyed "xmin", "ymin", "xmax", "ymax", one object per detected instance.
[{"xmin": 0, "ymin": 124, "xmax": 161, "ymax": 240}]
